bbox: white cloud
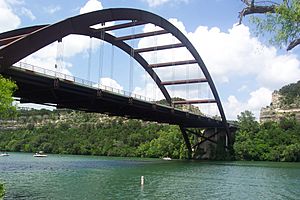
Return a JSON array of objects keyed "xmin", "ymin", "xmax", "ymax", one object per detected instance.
[
  {"xmin": 100, "ymin": 77, "xmax": 123, "ymax": 90},
  {"xmin": 20, "ymin": 42, "xmax": 72, "ymax": 76},
  {"xmin": 5, "ymin": 0, "xmax": 24, "ymax": 5},
  {"xmin": 80, "ymin": 0, "xmax": 103, "ymax": 14},
  {"xmin": 79, "ymin": 0, "xmax": 114, "ymax": 30},
  {"xmin": 0, "ymin": 0, "xmax": 21, "ymax": 32},
  {"xmin": 20, "ymin": 7, "xmax": 35, "ymax": 20},
  {"xmin": 44, "ymin": 5, "xmax": 61, "ymax": 14},
  {"xmin": 139, "ymin": 21, "xmax": 300, "ymax": 88},
  {"xmin": 190, "ymin": 24, "xmax": 300, "ymax": 87},
  {"xmin": 257, "ymin": 54, "xmax": 300, "ymax": 88},
  {"xmin": 63, "ymin": 35, "xmax": 100, "ymax": 58},
  {"xmin": 143, "ymin": 0, "xmax": 188, "ymax": 7},
  {"xmin": 224, "ymin": 87, "xmax": 272, "ymax": 120},
  {"xmin": 19, "ymin": 1, "xmax": 105, "ymax": 75},
  {"xmin": 133, "ymin": 81, "xmax": 164, "ymax": 101},
  {"xmin": 136, "ymin": 18, "xmax": 300, "ymax": 119},
  {"xmin": 238, "ymin": 85, "xmax": 247, "ymax": 92}
]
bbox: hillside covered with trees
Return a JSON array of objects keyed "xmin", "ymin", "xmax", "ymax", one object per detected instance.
[
  {"xmin": 1, "ymin": 80, "xmax": 300, "ymax": 162},
  {"xmin": 234, "ymin": 112, "xmax": 300, "ymax": 162},
  {"xmin": 234, "ymin": 80, "xmax": 300, "ymax": 162},
  {"xmin": 279, "ymin": 80, "xmax": 300, "ymax": 107},
  {"xmin": 0, "ymin": 109, "xmax": 189, "ymax": 159}
]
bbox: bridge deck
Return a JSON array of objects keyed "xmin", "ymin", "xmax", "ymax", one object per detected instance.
[{"xmin": 2, "ymin": 66, "xmax": 225, "ymax": 128}]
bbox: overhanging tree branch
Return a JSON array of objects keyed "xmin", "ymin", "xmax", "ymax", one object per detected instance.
[
  {"xmin": 239, "ymin": 0, "xmax": 300, "ymax": 51},
  {"xmin": 239, "ymin": 4, "xmax": 276, "ymax": 24},
  {"xmin": 287, "ymin": 38, "xmax": 300, "ymax": 51}
]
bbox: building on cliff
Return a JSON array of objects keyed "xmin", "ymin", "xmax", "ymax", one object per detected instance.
[{"xmin": 260, "ymin": 91, "xmax": 300, "ymax": 123}]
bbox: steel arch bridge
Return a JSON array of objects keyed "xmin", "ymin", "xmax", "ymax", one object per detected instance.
[{"xmin": 0, "ymin": 8, "xmax": 233, "ymax": 158}]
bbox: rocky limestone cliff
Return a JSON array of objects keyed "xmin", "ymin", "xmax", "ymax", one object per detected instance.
[{"xmin": 260, "ymin": 91, "xmax": 300, "ymax": 123}]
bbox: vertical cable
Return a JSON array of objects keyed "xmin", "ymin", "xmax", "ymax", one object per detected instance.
[
  {"xmin": 207, "ymin": 84, "xmax": 210, "ymax": 116},
  {"xmin": 129, "ymin": 20, "xmax": 136, "ymax": 95},
  {"xmin": 87, "ymin": 37, "xmax": 93, "ymax": 81},
  {"xmin": 186, "ymin": 60, "xmax": 190, "ymax": 111},
  {"xmin": 98, "ymin": 28, "xmax": 105, "ymax": 87},
  {"xmin": 198, "ymin": 67, "xmax": 202, "ymax": 114},
  {"xmin": 171, "ymin": 37, "xmax": 175, "ymax": 102},
  {"xmin": 56, "ymin": 38, "xmax": 63, "ymax": 71},
  {"xmin": 153, "ymin": 27, "xmax": 158, "ymax": 100},
  {"xmin": 144, "ymin": 69, "xmax": 148, "ymax": 98},
  {"xmin": 110, "ymin": 44, "xmax": 114, "ymax": 87}
]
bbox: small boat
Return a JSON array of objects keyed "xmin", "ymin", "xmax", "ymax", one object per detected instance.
[
  {"xmin": 0, "ymin": 152, "xmax": 9, "ymax": 157},
  {"xmin": 162, "ymin": 157, "xmax": 172, "ymax": 161},
  {"xmin": 33, "ymin": 151, "xmax": 47, "ymax": 157}
]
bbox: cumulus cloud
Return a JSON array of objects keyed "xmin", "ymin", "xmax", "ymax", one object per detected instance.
[
  {"xmin": 20, "ymin": 42, "xmax": 72, "ymax": 76},
  {"xmin": 44, "ymin": 5, "xmax": 61, "ymax": 14},
  {"xmin": 257, "ymin": 54, "xmax": 300, "ymax": 88},
  {"xmin": 143, "ymin": 0, "xmax": 188, "ymax": 7},
  {"xmin": 100, "ymin": 77, "xmax": 123, "ymax": 90},
  {"xmin": 20, "ymin": 7, "xmax": 35, "ymax": 20},
  {"xmin": 20, "ymin": 0, "xmax": 106, "ymax": 75},
  {"xmin": 80, "ymin": 0, "xmax": 103, "ymax": 14},
  {"xmin": 133, "ymin": 81, "xmax": 164, "ymax": 101},
  {"xmin": 224, "ymin": 87, "xmax": 273, "ymax": 120},
  {"xmin": 138, "ymin": 20, "xmax": 300, "ymax": 88},
  {"xmin": 136, "ymin": 18, "xmax": 299, "ymax": 119},
  {"xmin": 0, "ymin": 0, "xmax": 21, "ymax": 32},
  {"xmin": 190, "ymin": 24, "xmax": 300, "ymax": 88}
]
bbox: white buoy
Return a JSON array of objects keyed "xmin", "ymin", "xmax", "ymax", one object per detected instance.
[{"xmin": 141, "ymin": 176, "xmax": 144, "ymax": 185}]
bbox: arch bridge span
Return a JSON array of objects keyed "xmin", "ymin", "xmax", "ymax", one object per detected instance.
[{"xmin": 0, "ymin": 8, "xmax": 233, "ymax": 158}]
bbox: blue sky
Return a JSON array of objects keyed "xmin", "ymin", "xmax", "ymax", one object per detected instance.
[{"xmin": 1, "ymin": 0, "xmax": 299, "ymax": 120}]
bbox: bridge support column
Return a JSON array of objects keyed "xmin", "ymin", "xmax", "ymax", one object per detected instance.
[
  {"xmin": 179, "ymin": 126, "xmax": 192, "ymax": 160},
  {"xmin": 180, "ymin": 127, "xmax": 235, "ymax": 160}
]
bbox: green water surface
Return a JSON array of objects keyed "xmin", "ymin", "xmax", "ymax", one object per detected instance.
[{"xmin": 0, "ymin": 153, "xmax": 299, "ymax": 199}]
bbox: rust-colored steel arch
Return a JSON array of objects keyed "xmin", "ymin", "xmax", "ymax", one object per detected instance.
[{"xmin": 0, "ymin": 8, "xmax": 229, "ymax": 135}]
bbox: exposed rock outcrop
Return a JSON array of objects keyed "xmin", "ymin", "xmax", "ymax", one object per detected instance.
[{"xmin": 260, "ymin": 91, "xmax": 300, "ymax": 123}]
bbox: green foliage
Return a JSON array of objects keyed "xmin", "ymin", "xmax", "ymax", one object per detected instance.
[
  {"xmin": 237, "ymin": 110, "xmax": 259, "ymax": 133},
  {"xmin": 234, "ymin": 111, "xmax": 300, "ymax": 161},
  {"xmin": 251, "ymin": 0, "xmax": 300, "ymax": 49},
  {"xmin": 137, "ymin": 126, "xmax": 187, "ymax": 159},
  {"xmin": 0, "ymin": 75, "xmax": 17, "ymax": 119},
  {"xmin": 279, "ymin": 80, "xmax": 300, "ymax": 106},
  {"xmin": 0, "ymin": 183, "xmax": 4, "ymax": 199},
  {"xmin": 0, "ymin": 110, "xmax": 189, "ymax": 159}
]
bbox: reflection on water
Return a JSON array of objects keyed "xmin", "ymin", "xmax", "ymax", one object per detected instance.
[{"xmin": 0, "ymin": 153, "xmax": 299, "ymax": 200}]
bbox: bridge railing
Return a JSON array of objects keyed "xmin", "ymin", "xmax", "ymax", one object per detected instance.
[
  {"xmin": 13, "ymin": 62, "xmax": 214, "ymax": 118},
  {"xmin": 14, "ymin": 62, "xmax": 156, "ymax": 102}
]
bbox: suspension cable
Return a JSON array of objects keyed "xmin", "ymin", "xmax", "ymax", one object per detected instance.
[
  {"xmin": 129, "ymin": 20, "xmax": 136, "ymax": 95},
  {"xmin": 55, "ymin": 38, "xmax": 63, "ymax": 71},
  {"xmin": 198, "ymin": 67, "xmax": 202, "ymax": 114},
  {"xmin": 110, "ymin": 44, "xmax": 115, "ymax": 87},
  {"xmin": 171, "ymin": 36, "xmax": 175, "ymax": 106},
  {"xmin": 207, "ymin": 84, "xmax": 210, "ymax": 116},
  {"xmin": 186, "ymin": 59, "xmax": 190, "ymax": 111},
  {"xmin": 153, "ymin": 26, "xmax": 158, "ymax": 100},
  {"xmin": 144, "ymin": 66, "xmax": 148, "ymax": 98},
  {"xmin": 87, "ymin": 36, "xmax": 93, "ymax": 81},
  {"xmin": 98, "ymin": 25, "xmax": 105, "ymax": 87}
]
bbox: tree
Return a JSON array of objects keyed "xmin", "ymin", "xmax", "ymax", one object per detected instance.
[
  {"xmin": 239, "ymin": 0, "xmax": 300, "ymax": 50},
  {"xmin": 237, "ymin": 110, "xmax": 259, "ymax": 133},
  {"xmin": 279, "ymin": 80, "xmax": 300, "ymax": 106},
  {"xmin": 0, "ymin": 75, "xmax": 17, "ymax": 119},
  {"xmin": 0, "ymin": 183, "xmax": 4, "ymax": 200}
]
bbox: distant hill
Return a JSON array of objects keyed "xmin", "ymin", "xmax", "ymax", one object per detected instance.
[
  {"xmin": 156, "ymin": 97, "xmax": 203, "ymax": 115},
  {"xmin": 260, "ymin": 81, "xmax": 300, "ymax": 122}
]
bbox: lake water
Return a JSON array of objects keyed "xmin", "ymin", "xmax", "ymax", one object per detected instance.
[{"xmin": 0, "ymin": 153, "xmax": 299, "ymax": 200}]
